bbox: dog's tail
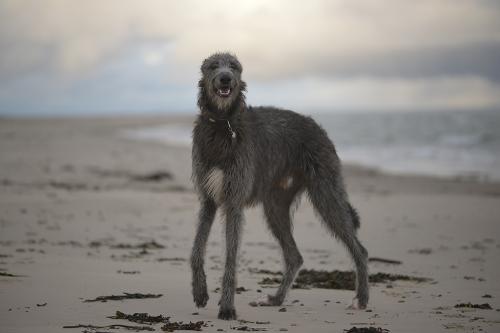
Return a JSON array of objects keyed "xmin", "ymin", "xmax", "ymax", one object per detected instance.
[
  {"xmin": 306, "ymin": 168, "xmax": 361, "ymax": 232},
  {"xmin": 348, "ymin": 203, "xmax": 361, "ymax": 230}
]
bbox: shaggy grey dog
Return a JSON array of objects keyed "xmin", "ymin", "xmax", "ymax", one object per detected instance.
[{"xmin": 190, "ymin": 52, "xmax": 368, "ymax": 320}]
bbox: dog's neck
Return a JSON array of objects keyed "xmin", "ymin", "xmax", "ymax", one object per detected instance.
[
  {"xmin": 198, "ymin": 94, "xmax": 246, "ymax": 118},
  {"xmin": 200, "ymin": 101, "xmax": 245, "ymax": 121},
  {"xmin": 196, "ymin": 79, "xmax": 247, "ymax": 141},
  {"xmin": 199, "ymin": 102, "xmax": 245, "ymax": 140},
  {"xmin": 198, "ymin": 87, "xmax": 246, "ymax": 136}
]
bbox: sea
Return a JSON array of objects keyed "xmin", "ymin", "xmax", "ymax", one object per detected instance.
[{"xmin": 125, "ymin": 109, "xmax": 500, "ymax": 182}]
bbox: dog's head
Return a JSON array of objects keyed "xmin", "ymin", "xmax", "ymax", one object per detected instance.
[{"xmin": 198, "ymin": 52, "xmax": 246, "ymax": 115}]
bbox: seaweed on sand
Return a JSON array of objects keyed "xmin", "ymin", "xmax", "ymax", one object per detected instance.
[
  {"xmin": 161, "ymin": 321, "xmax": 206, "ymax": 332},
  {"xmin": 248, "ymin": 268, "xmax": 283, "ymax": 275},
  {"xmin": 108, "ymin": 311, "xmax": 170, "ymax": 324},
  {"xmin": 109, "ymin": 311, "xmax": 207, "ymax": 332},
  {"xmin": 157, "ymin": 257, "xmax": 186, "ymax": 262},
  {"xmin": 258, "ymin": 269, "xmax": 430, "ymax": 290},
  {"xmin": 111, "ymin": 240, "xmax": 165, "ymax": 250},
  {"xmin": 454, "ymin": 302, "xmax": 492, "ymax": 310},
  {"xmin": 230, "ymin": 326, "xmax": 267, "ymax": 332},
  {"xmin": 0, "ymin": 271, "xmax": 24, "ymax": 277},
  {"xmin": 63, "ymin": 324, "xmax": 154, "ymax": 331},
  {"xmin": 369, "ymin": 272, "xmax": 430, "ymax": 283},
  {"xmin": 88, "ymin": 239, "xmax": 165, "ymax": 250},
  {"xmin": 84, "ymin": 292, "xmax": 162, "ymax": 302},
  {"xmin": 131, "ymin": 171, "xmax": 173, "ymax": 182},
  {"xmin": 344, "ymin": 327, "xmax": 390, "ymax": 333}
]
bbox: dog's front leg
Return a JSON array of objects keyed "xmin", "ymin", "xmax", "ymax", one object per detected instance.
[
  {"xmin": 191, "ymin": 197, "xmax": 217, "ymax": 308},
  {"xmin": 218, "ymin": 205, "xmax": 243, "ymax": 320}
]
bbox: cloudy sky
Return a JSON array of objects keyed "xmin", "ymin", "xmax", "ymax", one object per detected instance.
[{"xmin": 1, "ymin": 0, "xmax": 499, "ymax": 116}]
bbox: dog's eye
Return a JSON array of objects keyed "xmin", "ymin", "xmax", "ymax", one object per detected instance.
[
  {"xmin": 229, "ymin": 63, "xmax": 239, "ymax": 70},
  {"xmin": 209, "ymin": 63, "xmax": 218, "ymax": 70}
]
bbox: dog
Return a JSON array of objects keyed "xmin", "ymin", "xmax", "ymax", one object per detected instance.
[{"xmin": 190, "ymin": 52, "xmax": 368, "ymax": 320}]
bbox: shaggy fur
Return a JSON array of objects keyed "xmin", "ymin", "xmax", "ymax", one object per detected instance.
[{"xmin": 190, "ymin": 52, "xmax": 369, "ymax": 320}]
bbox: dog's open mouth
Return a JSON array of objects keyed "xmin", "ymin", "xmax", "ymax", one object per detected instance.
[{"xmin": 217, "ymin": 88, "xmax": 231, "ymax": 97}]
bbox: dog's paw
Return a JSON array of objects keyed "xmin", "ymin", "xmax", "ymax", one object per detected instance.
[
  {"xmin": 217, "ymin": 307, "xmax": 237, "ymax": 320},
  {"xmin": 192, "ymin": 283, "xmax": 209, "ymax": 308},
  {"xmin": 193, "ymin": 291, "xmax": 209, "ymax": 308},
  {"xmin": 346, "ymin": 297, "xmax": 367, "ymax": 310},
  {"xmin": 249, "ymin": 294, "xmax": 282, "ymax": 307}
]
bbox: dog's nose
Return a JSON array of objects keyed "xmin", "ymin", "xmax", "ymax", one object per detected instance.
[{"xmin": 220, "ymin": 74, "xmax": 232, "ymax": 85}]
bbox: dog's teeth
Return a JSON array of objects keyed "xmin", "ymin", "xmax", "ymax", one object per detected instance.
[{"xmin": 218, "ymin": 88, "xmax": 231, "ymax": 97}]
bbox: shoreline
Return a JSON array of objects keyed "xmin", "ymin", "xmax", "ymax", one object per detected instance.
[{"xmin": 3, "ymin": 113, "xmax": 500, "ymax": 184}]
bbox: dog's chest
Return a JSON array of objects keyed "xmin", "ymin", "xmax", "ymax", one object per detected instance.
[{"xmin": 202, "ymin": 167, "xmax": 225, "ymax": 203}]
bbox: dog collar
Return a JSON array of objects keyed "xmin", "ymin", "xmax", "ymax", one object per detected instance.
[{"xmin": 208, "ymin": 117, "xmax": 236, "ymax": 139}]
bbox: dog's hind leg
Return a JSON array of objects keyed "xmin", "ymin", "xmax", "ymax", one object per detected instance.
[
  {"xmin": 307, "ymin": 173, "xmax": 369, "ymax": 309},
  {"xmin": 190, "ymin": 197, "xmax": 217, "ymax": 308},
  {"xmin": 218, "ymin": 205, "xmax": 244, "ymax": 320},
  {"xmin": 260, "ymin": 195, "xmax": 303, "ymax": 306}
]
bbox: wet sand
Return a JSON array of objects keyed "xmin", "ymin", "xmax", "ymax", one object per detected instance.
[{"xmin": 1, "ymin": 115, "xmax": 500, "ymax": 333}]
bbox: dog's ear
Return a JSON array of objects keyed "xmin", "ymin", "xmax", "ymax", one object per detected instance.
[
  {"xmin": 201, "ymin": 54, "xmax": 221, "ymax": 74},
  {"xmin": 235, "ymin": 58, "xmax": 243, "ymax": 74},
  {"xmin": 239, "ymin": 80, "xmax": 247, "ymax": 92},
  {"xmin": 200, "ymin": 55, "xmax": 213, "ymax": 74},
  {"xmin": 200, "ymin": 57, "xmax": 208, "ymax": 74},
  {"xmin": 227, "ymin": 53, "xmax": 242, "ymax": 73}
]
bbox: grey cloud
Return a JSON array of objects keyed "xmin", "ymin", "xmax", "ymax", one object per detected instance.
[
  {"xmin": 1, "ymin": 0, "xmax": 499, "ymax": 82},
  {"xmin": 301, "ymin": 41, "xmax": 500, "ymax": 82}
]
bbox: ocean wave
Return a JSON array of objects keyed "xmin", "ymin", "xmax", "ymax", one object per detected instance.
[{"xmin": 123, "ymin": 124, "xmax": 192, "ymax": 147}]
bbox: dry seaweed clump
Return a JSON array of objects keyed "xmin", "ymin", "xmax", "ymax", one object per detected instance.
[
  {"xmin": 131, "ymin": 171, "xmax": 173, "ymax": 182},
  {"xmin": 161, "ymin": 321, "xmax": 206, "ymax": 332},
  {"xmin": 231, "ymin": 326, "xmax": 267, "ymax": 331},
  {"xmin": 295, "ymin": 270, "xmax": 429, "ymax": 290},
  {"xmin": 109, "ymin": 311, "xmax": 170, "ymax": 324},
  {"xmin": 63, "ymin": 324, "xmax": 154, "ymax": 331},
  {"xmin": 344, "ymin": 327, "xmax": 390, "ymax": 333},
  {"xmin": 454, "ymin": 302, "xmax": 492, "ymax": 310},
  {"xmin": 293, "ymin": 270, "xmax": 356, "ymax": 290},
  {"xmin": 260, "ymin": 277, "xmax": 283, "ymax": 285},
  {"xmin": 84, "ymin": 292, "xmax": 162, "ymax": 302},
  {"xmin": 108, "ymin": 311, "xmax": 207, "ymax": 332},
  {"xmin": 369, "ymin": 272, "xmax": 430, "ymax": 283},
  {"xmin": 248, "ymin": 268, "xmax": 283, "ymax": 275},
  {"xmin": 111, "ymin": 240, "xmax": 165, "ymax": 250},
  {"xmin": 0, "ymin": 271, "xmax": 23, "ymax": 277},
  {"xmin": 258, "ymin": 269, "xmax": 430, "ymax": 290}
]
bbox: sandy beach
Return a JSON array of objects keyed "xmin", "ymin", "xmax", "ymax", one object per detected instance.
[{"xmin": 1, "ymin": 115, "xmax": 500, "ymax": 333}]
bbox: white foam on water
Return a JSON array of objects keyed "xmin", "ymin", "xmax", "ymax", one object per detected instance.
[
  {"xmin": 123, "ymin": 124, "xmax": 192, "ymax": 147},
  {"xmin": 338, "ymin": 145, "xmax": 500, "ymax": 181}
]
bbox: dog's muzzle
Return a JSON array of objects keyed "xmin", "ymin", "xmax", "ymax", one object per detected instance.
[{"xmin": 215, "ymin": 73, "xmax": 234, "ymax": 98}]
